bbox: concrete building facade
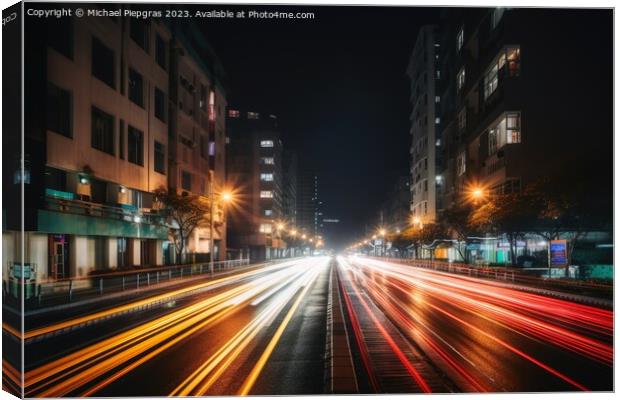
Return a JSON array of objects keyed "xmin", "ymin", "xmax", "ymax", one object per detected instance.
[
  {"xmin": 406, "ymin": 25, "xmax": 442, "ymax": 224},
  {"xmin": 3, "ymin": 11, "xmax": 228, "ymax": 286}
]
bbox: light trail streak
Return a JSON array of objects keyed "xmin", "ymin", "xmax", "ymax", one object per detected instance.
[
  {"xmin": 343, "ymin": 256, "xmax": 610, "ymax": 392},
  {"xmin": 22, "ymin": 260, "xmax": 302, "ymax": 341},
  {"xmin": 26, "ymin": 257, "xmax": 330, "ymax": 397},
  {"xmin": 237, "ymin": 264, "xmax": 323, "ymax": 395},
  {"xmin": 342, "ymin": 263, "xmax": 432, "ymax": 393}
]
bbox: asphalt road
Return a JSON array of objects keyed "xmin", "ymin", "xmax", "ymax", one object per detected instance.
[
  {"xmin": 338, "ymin": 256, "xmax": 613, "ymax": 393},
  {"xmin": 19, "ymin": 257, "xmax": 331, "ymax": 397},
  {"xmin": 4, "ymin": 254, "xmax": 613, "ymax": 396}
]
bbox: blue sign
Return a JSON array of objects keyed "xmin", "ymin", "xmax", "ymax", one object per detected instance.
[{"xmin": 550, "ymin": 240, "xmax": 568, "ymax": 266}]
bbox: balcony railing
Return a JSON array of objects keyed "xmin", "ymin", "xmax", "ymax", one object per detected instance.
[{"xmin": 44, "ymin": 190, "xmax": 166, "ymax": 226}]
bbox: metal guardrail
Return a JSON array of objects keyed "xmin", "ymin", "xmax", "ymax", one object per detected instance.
[{"xmin": 29, "ymin": 258, "xmax": 250, "ymax": 305}]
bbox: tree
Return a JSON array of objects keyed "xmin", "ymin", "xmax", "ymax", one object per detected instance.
[
  {"xmin": 439, "ymin": 203, "xmax": 479, "ymax": 263},
  {"xmin": 154, "ymin": 187, "xmax": 210, "ymax": 264},
  {"xmin": 388, "ymin": 226, "xmax": 420, "ymax": 258},
  {"xmin": 470, "ymin": 193, "xmax": 537, "ymax": 266}
]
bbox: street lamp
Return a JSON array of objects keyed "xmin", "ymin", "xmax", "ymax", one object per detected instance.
[{"xmin": 209, "ymin": 183, "xmax": 235, "ymax": 276}]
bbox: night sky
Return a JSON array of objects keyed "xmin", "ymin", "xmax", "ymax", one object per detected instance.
[{"xmin": 199, "ymin": 5, "xmax": 440, "ymax": 248}]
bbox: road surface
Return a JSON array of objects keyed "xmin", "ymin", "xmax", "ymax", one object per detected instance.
[{"xmin": 2, "ymin": 255, "xmax": 613, "ymax": 396}]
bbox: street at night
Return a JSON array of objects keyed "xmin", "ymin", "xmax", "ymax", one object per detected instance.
[
  {"xmin": 1, "ymin": 1, "xmax": 615, "ymax": 398},
  {"xmin": 1, "ymin": 255, "xmax": 612, "ymax": 396}
]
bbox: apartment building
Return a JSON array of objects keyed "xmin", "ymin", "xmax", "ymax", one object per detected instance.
[
  {"xmin": 406, "ymin": 25, "xmax": 442, "ymax": 224},
  {"xmin": 3, "ymin": 10, "xmax": 227, "ymax": 285},
  {"xmin": 225, "ymin": 109, "xmax": 287, "ymax": 261}
]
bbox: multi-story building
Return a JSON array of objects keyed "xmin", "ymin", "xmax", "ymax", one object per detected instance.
[
  {"xmin": 435, "ymin": 8, "xmax": 612, "ymax": 264},
  {"xmin": 3, "ymin": 10, "xmax": 228, "ymax": 285},
  {"xmin": 282, "ymin": 150, "xmax": 298, "ymax": 226},
  {"xmin": 406, "ymin": 25, "xmax": 442, "ymax": 224},
  {"xmin": 167, "ymin": 22, "xmax": 228, "ymax": 263},
  {"xmin": 296, "ymin": 168, "xmax": 320, "ymax": 236},
  {"xmin": 225, "ymin": 109, "xmax": 287, "ymax": 261}
]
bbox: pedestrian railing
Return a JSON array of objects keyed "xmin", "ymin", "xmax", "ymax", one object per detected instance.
[{"xmin": 24, "ymin": 258, "xmax": 250, "ymax": 307}]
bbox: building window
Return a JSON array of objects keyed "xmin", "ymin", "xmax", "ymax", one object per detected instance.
[
  {"xmin": 47, "ymin": 83, "xmax": 72, "ymax": 138},
  {"xmin": 130, "ymin": 19, "xmax": 149, "ymax": 53},
  {"xmin": 248, "ymin": 111, "xmax": 260, "ymax": 119},
  {"xmin": 435, "ymin": 96, "xmax": 440, "ymax": 103},
  {"xmin": 208, "ymin": 90, "xmax": 216, "ymax": 122},
  {"xmin": 491, "ymin": 8, "xmax": 505, "ymax": 30},
  {"xmin": 128, "ymin": 68, "xmax": 144, "ymax": 107},
  {"xmin": 91, "ymin": 106, "xmax": 114, "ymax": 155},
  {"xmin": 92, "ymin": 37, "xmax": 115, "ymax": 89},
  {"xmin": 484, "ymin": 46, "xmax": 521, "ymax": 100},
  {"xmin": 260, "ymin": 140, "xmax": 274, "ymax": 148},
  {"xmin": 488, "ymin": 112, "xmax": 521, "ymax": 154},
  {"xmin": 506, "ymin": 112, "xmax": 521, "ymax": 144},
  {"xmin": 261, "ymin": 173, "xmax": 274, "ymax": 181},
  {"xmin": 259, "ymin": 223, "xmax": 272, "ymax": 234},
  {"xmin": 261, "ymin": 157, "xmax": 275, "ymax": 165},
  {"xmin": 458, "ymin": 108, "xmax": 467, "ymax": 131},
  {"xmin": 264, "ymin": 209, "xmax": 273, "ymax": 216},
  {"xmin": 456, "ymin": 27, "xmax": 464, "ymax": 52},
  {"xmin": 128, "ymin": 125, "xmax": 144, "ymax": 166},
  {"xmin": 155, "ymin": 87, "xmax": 166, "ymax": 122},
  {"xmin": 424, "ymin": 180, "xmax": 428, "ymax": 192},
  {"xmin": 48, "ymin": 18, "xmax": 73, "ymax": 59},
  {"xmin": 457, "ymin": 68, "xmax": 466, "ymax": 92},
  {"xmin": 228, "ymin": 109, "xmax": 240, "ymax": 118},
  {"xmin": 181, "ymin": 171, "xmax": 192, "ymax": 191},
  {"xmin": 154, "ymin": 141, "xmax": 165, "ymax": 174},
  {"xmin": 260, "ymin": 190, "xmax": 273, "ymax": 198},
  {"xmin": 119, "ymin": 119, "xmax": 125, "ymax": 159},
  {"xmin": 435, "ymin": 117, "xmax": 440, "ymax": 125},
  {"xmin": 456, "ymin": 151, "xmax": 466, "ymax": 176},
  {"xmin": 436, "ymin": 70, "xmax": 441, "ymax": 79},
  {"xmin": 155, "ymin": 34, "xmax": 166, "ymax": 70}
]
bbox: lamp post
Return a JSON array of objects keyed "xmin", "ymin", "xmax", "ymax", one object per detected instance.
[{"xmin": 209, "ymin": 179, "xmax": 234, "ymax": 276}]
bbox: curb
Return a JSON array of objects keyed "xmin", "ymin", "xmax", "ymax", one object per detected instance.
[{"xmin": 324, "ymin": 262, "xmax": 358, "ymax": 394}]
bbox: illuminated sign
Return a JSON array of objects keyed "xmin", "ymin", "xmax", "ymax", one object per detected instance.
[{"xmin": 549, "ymin": 240, "xmax": 568, "ymax": 266}]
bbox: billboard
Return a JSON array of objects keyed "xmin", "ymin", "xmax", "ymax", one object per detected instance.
[{"xmin": 549, "ymin": 240, "xmax": 568, "ymax": 266}]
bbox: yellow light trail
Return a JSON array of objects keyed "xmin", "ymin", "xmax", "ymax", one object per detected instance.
[
  {"xmin": 237, "ymin": 266, "xmax": 322, "ymax": 396},
  {"xmin": 25, "ymin": 258, "xmax": 326, "ymax": 397},
  {"xmin": 21, "ymin": 261, "xmax": 298, "ymax": 341}
]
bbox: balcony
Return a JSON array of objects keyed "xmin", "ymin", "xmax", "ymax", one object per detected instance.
[{"xmin": 40, "ymin": 189, "xmax": 168, "ymax": 239}]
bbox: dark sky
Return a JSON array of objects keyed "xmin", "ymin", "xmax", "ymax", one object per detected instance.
[{"xmin": 199, "ymin": 5, "xmax": 440, "ymax": 249}]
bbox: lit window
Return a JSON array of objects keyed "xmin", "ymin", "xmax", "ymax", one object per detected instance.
[
  {"xmin": 488, "ymin": 112, "xmax": 521, "ymax": 154},
  {"xmin": 260, "ymin": 190, "xmax": 273, "ymax": 198},
  {"xmin": 456, "ymin": 151, "xmax": 466, "ymax": 176},
  {"xmin": 435, "ymin": 117, "xmax": 440, "ymax": 125},
  {"xmin": 484, "ymin": 46, "xmax": 520, "ymax": 100},
  {"xmin": 228, "ymin": 109, "xmax": 240, "ymax": 118},
  {"xmin": 436, "ymin": 70, "xmax": 441, "ymax": 79},
  {"xmin": 261, "ymin": 157, "xmax": 274, "ymax": 165},
  {"xmin": 259, "ymin": 223, "xmax": 272, "ymax": 234},
  {"xmin": 456, "ymin": 27, "xmax": 464, "ymax": 52},
  {"xmin": 208, "ymin": 90, "xmax": 216, "ymax": 122},
  {"xmin": 491, "ymin": 8, "xmax": 505, "ymax": 30},
  {"xmin": 260, "ymin": 173, "xmax": 274, "ymax": 181},
  {"xmin": 248, "ymin": 111, "xmax": 260, "ymax": 119},
  {"xmin": 264, "ymin": 209, "xmax": 273, "ymax": 216},
  {"xmin": 435, "ymin": 96, "xmax": 440, "ymax": 103},
  {"xmin": 457, "ymin": 68, "xmax": 466, "ymax": 91},
  {"xmin": 260, "ymin": 140, "xmax": 274, "ymax": 148},
  {"xmin": 458, "ymin": 108, "xmax": 467, "ymax": 131}
]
